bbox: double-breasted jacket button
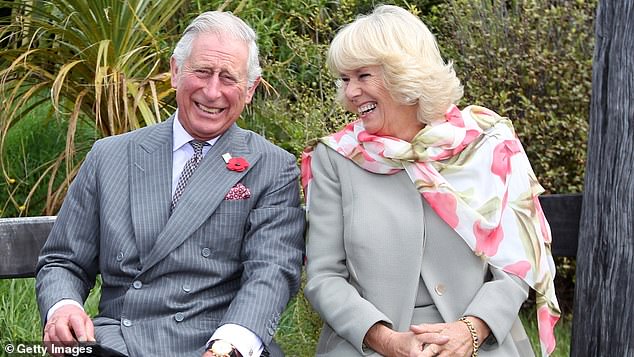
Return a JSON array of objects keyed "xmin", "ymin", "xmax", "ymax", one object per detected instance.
[
  {"xmin": 116, "ymin": 251, "xmax": 124, "ymax": 261},
  {"xmin": 122, "ymin": 319, "xmax": 132, "ymax": 327},
  {"xmin": 132, "ymin": 280, "xmax": 142, "ymax": 289},
  {"xmin": 174, "ymin": 312, "xmax": 185, "ymax": 322},
  {"xmin": 201, "ymin": 247, "xmax": 211, "ymax": 257},
  {"xmin": 182, "ymin": 284, "xmax": 191, "ymax": 293}
]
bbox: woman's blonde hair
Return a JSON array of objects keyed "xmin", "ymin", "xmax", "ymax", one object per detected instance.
[{"xmin": 327, "ymin": 5, "xmax": 463, "ymax": 124}]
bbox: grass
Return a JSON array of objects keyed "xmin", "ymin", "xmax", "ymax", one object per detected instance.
[
  {"xmin": 0, "ymin": 103, "xmax": 98, "ymax": 218},
  {"xmin": 0, "ymin": 279, "xmax": 42, "ymax": 344},
  {"xmin": 0, "ymin": 277, "xmax": 572, "ymax": 357}
]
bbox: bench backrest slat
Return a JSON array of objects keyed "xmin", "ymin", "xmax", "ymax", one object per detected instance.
[
  {"xmin": 539, "ymin": 193, "xmax": 582, "ymax": 257},
  {"xmin": 0, "ymin": 216, "xmax": 56, "ymax": 279},
  {"xmin": 0, "ymin": 193, "xmax": 582, "ymax": 279}
]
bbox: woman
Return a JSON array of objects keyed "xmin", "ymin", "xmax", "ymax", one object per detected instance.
[{"xmin": 301, "ymin": 5, "xmax": 559, "ymax": 357}]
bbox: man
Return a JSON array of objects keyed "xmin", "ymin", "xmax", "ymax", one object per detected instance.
[{"xmin": 35, "ymin": 11, "xmax": 305, "ymax": 357}]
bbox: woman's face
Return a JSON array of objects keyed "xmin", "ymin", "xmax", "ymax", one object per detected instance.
[{"xmin": 338, "ymin": 66, "xmax": 421, "ymax": 141}]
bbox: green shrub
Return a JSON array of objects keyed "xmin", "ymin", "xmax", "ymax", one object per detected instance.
[{"xmin": 430, "ymin": 0, "xmax": 594, "ymax": 194}]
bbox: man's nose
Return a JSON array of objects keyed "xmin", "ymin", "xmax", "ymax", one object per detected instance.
[{"xmin": 203, "ymin": 76, "xmax": 222, "ymax": 99}]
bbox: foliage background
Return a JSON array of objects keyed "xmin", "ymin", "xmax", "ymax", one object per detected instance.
[{"xmin": 0, "ymin": 0, "xmax": 595, "ymax": 356}]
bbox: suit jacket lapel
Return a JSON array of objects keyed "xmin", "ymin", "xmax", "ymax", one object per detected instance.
[
  {"xmin": 129, "ymin": 117, "xmax": 174, "ymax": 264},
  {"xmin": 141, "ymin": 124, "xmax": 261, "ymax": 273}
]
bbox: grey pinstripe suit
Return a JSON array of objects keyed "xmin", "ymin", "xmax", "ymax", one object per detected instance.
[{"xmin": 35, "ymin": 117, "xmax": 305, "ymax": 356}]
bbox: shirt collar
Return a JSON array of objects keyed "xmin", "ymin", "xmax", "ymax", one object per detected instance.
[{"xmin": 172, "ymin": 112, "xmax": 220, "ymax": 152}]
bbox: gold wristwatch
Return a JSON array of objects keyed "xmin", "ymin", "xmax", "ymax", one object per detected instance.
[{"xmin": 207, "ymin": 339, "xmax": 239, "ymax": 357}]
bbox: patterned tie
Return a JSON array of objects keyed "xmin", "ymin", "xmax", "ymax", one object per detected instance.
[{"xmin": 171, "ymin": 140, "xmax": 208, "ymax": 212}]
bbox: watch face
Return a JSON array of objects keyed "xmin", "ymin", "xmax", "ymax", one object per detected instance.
[{"xmin": 212, "ymin": 340, "xmax": 234, "ymax": 355}]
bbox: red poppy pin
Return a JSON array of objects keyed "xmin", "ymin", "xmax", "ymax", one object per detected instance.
[{"xmin": 225, "ymin": 155, "xmax": 249, "ymax": 172}]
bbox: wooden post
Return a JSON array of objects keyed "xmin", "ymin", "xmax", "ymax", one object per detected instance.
[{"xmin": 571, "ymin": 1, "xmax": 634, "ymax": 355}]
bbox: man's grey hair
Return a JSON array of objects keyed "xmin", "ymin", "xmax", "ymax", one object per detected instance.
[{"xmin": 172, "ymin": 11, "xmax": 261, "ymax": 87}]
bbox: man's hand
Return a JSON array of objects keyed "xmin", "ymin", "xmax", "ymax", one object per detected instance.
[{"xmin": 43, "ymin": 304, "xmax": 95, "ymax": 356}]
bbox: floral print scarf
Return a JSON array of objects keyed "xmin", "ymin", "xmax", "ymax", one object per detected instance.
[{"xmin": 301, "ymin": 105, "xmax": 560, "ymax": 356}]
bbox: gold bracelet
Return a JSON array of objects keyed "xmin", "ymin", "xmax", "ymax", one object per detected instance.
[{"xmin": 459, "ymin": 316, "xmax": 479, "ymax": 357}]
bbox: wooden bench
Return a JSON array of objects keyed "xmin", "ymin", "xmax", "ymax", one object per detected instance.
[
  {"xmin": 0, "ymin": 194, "xmax": 582, "ymax": 279},
  {"xmin": 0, "ymin": 216, "xmax": 56, "ymax": 279},
  {"xmin": 540, "ymin": 193, "xmax": 582, "ymax": 258}
]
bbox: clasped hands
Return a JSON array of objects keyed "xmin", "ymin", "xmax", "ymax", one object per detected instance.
[{"xmin": 365, "ymin": 317, "xmax": 489, "ymax": 357}]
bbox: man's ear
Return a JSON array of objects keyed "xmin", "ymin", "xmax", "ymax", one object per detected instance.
[
  {"xmin": 170, "ymin": 57, "xmax": 179, "ymax": 88},
  {"xmin": 245, "ymin": 77, "xmax": 261, "ymax": 104}
]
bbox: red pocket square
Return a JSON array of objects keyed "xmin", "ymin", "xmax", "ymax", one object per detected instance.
[{"xmin": 224, "ymin": 183, "xmax": 251, "ymax": 200}]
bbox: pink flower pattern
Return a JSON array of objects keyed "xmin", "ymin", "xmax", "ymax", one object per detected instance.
[
  {"xmin": 538, "ymin": 305, "xmax": 559, "ymax": 354},
  {"xmin": 504, "ymin": 260, "xmax": 532, "ymax": 279},
  {"xmin": 300, "ymin": 151, "xmax": 312, "ymax": 195},
  {"xmin": 534, "ymin": 196, "xmax": 552, "ymax": 244},
  {"xmin": 473, "ymin": 220, "xmax": 504, "ymax": 256},
  {"xmin": 446, "ymin": 105, "xmax": 465, "ymax": 127},
  {"xmin": 491, "ymin": 139, "xmax": 521, "ymax": 184},
  {"xmin": 423, "ymin": 191, "xmax": 459, "ymax": 228}
]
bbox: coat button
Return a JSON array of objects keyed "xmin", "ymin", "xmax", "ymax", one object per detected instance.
[
  {"xmin": 182, "ymin": 284, "xmax": 191, "ymax": 293},
  {"xmin": 116, "ymin": 252, "xmax": 124, "ymax": 261},
  {"xmin": 122, "ymin": 319, "xmax": 132, "ymax": 327},
  {"xmin": 174, "ymin": 312, "xmax": 185, "ymax": 322},
  {"xmin": 434, "ymin": 283, "xmax": 446, "ymax": 296},
  {"xmin": 201, "ymin": 248, "xmax": 211, "ymax": 257},
  {"xmin": 133, "ymin": 280, "xmax": 142, "ymax": 289}
]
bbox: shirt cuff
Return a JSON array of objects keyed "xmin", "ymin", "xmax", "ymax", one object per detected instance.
[
  {"xmin": 209, "ymin": 324, "xmax": 264, "ymax": 357},
  {"xmin": 46, "ymin": 299, "xmax": 84, "ymax": 322}
]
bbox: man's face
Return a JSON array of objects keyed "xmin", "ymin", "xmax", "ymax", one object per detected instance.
[{"xmin": 171, "ymin": 32, "xmax": 260, "ymax": 141}]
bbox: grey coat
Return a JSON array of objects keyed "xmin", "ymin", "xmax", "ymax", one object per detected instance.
[
  {"xmin": 36, "ymin": 118, "xmax": 305, "ymax": 356},
  {"xmin": 304, "ymin": 144, "xmax": 534, "ymax": 356}
]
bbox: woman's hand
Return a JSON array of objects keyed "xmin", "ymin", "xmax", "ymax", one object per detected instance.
[
  {"xmin": 410, "ymin": 316, "xmax": 490, "ymax": 357},
  {"xmin": 364, "ymin": 322, "xmax": 449, "ymax": 357}
]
